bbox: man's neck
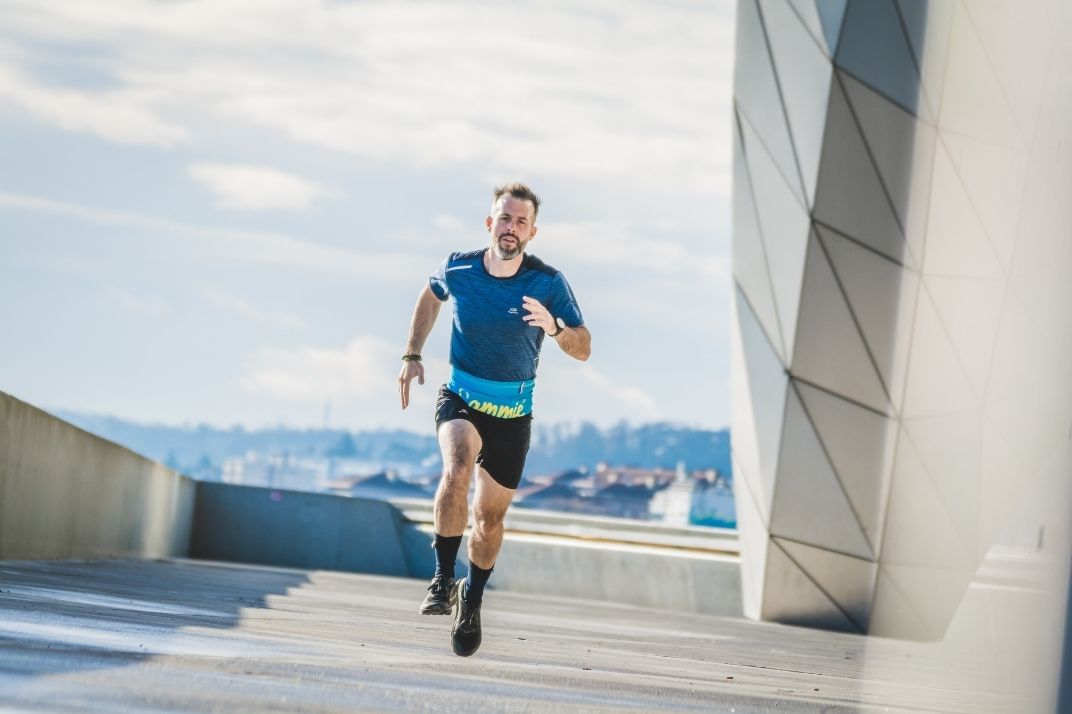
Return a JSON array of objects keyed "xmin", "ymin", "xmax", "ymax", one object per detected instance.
[{"xmin": 484, "ymin": 248, "xmax": 524, "ymax": 278}]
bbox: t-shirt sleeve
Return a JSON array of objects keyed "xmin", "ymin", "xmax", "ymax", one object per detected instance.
[
  {"xmin": 429, "ymin": 256, "xmax": 450, "ymax": 301},
  {"xmin": 549, "ymin": 272, "xmax": 584, "ymax": 327}
]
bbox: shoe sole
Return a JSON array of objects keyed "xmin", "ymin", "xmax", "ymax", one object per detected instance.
[
  {"xmin": 451, "ymin": 579, "xmax": 480, "ymax": 657},
  {"xmin": 418, "ymin": 602, "xmax": 452, "ymax": 615}
]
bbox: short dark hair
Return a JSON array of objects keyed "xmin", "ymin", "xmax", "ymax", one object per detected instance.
[{"xmin": 492, "ymin": 182, "xmax": 541, "ymax": 219}]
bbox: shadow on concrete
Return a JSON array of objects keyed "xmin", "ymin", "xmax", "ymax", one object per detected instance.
[{"xmin": 0, "ymin": 558, "xmax": 311, "ymax": 680}]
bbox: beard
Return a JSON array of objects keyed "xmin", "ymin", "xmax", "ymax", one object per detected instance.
[{"xmin": 492, "ymin": 233, "xmax": 523, "ymax": 260}]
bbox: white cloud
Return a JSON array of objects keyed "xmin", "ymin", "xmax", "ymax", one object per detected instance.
[
  {"xmin": 240, "ymin": 335, "xmax": 449, "ymax": 412},
  {"xmin": 433, "ymin": 213, "xmax": 465, "ymax": 233},
  {"xmin": 0, "ymin": 0, "xmax": 735, "ymax": 195},
  {"xmin": 106, "ymin": 286, "xmax": 171, "ymax": 318},
  {"xmin": 0, "ymin": 1, "xmax": 736, "ymax": 431},
  {"xmin": 0, "ymin": 64, "xmax": 186, "ymax": 146},
  {"xmin": 533, "ymin": 358, "xmax": 662, "ymax": 426},
  {"xmin": 535, "ymin": 220, "xmax": 729, "ymax": 283},
  {"xmin": 0, "ymin": 191, "xmax": 420, "ymax": 280},
  {"xmin": 187, "ymin": 162, "xmax": 327, "ymax": 211},
  {"xmin": 200, "ymin": 287, "xmax": 305, "ymax": 328}
]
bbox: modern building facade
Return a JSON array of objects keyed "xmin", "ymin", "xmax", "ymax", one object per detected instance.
[{"xmin": 732, "ymin": 0, "xmax": 1072, "ymax": 703}]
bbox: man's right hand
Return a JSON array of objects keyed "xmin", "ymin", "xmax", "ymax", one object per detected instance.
[{"xmin": 398, "ymin": 360, "xmax": 425, "ymax": 410}]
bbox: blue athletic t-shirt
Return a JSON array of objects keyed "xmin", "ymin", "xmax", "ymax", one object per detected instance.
[{"xmin": 429, "ymin": 248, "xmax": 584, "ymax": 415}]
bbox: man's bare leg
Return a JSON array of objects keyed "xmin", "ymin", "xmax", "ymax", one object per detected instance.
[
  {"xmin": 469, "ymin": 466, "xmax": 515, "ymax": 570},
  {"xmin": 434, "ymin": 420, "xmax": 481, "ymax": 536},
  {"xmin": 419, "ymin": 419, "xmax": 481, "ymax": 616},
  {"xmin": 449, "ymin": 464, "xmax": 515, "ymax": 657}
]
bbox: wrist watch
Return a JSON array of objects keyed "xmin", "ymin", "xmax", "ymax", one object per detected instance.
[{"xmin": 550, "ymin": 317, "xmax": 566, "ymax": 337}]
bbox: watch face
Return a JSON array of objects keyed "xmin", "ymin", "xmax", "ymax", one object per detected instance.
[{"xmin": 556, "ymin": 317, "xmax": 566, "ymax": 329}]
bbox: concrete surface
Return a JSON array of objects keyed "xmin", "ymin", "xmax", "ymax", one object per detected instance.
[
  {"xmin": 397, "ymin": 499, "xmax": 743, "ymax": 616},
  {"xmin": 189, "ymin": 483, "xmax": 742, "ymax": 617},
  {"xmin": 190, "ymin": 482, "xmax": 413, "ymax": 577},
  {"xmin": 0, "ymin": 559, "xmax": 1019, "ymax": 713},
  {"xmin": 0, "ymin": 391, "xmax": 194, "ymax": 560}
]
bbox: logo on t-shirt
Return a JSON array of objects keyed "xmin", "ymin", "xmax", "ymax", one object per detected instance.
[{"xmin": 508, "ymin": 307, "xmax": 519, "ymax": 314}]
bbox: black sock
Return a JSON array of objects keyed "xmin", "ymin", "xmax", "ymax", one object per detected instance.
[
  {"xmin": 465, "ymin": 560, "xmax": 493, "ymax": 606},
  {"xmin": 433, "ymin": 534, "xmax": 462, "ymax": 581}
]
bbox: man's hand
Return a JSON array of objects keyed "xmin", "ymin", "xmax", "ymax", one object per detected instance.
[
  {"xmin": 521, "ymin": 295, "xmax": 556, "ymax": 334},
  {"xmin": 523, "ymin": 295, "xmax": 591, "ymax": 361},
  {"xmin": 398, "ymin": 360, "xmax": 425, "ymax": 409}
]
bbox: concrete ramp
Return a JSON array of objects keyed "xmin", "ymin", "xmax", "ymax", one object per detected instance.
[{"xmin": 0, "ymin": 559, "xmax": 1014, "ymax": 712}]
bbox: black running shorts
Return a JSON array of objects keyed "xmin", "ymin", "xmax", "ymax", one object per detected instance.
[{"xmin": 434, "ymin": 386, "xmax": 532, "ymax": 490}]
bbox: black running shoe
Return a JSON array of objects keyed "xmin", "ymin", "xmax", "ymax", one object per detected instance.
[
  {"xmin": 451, "ymin": 578, "xmax": 482, "ymax": 657},
  {"xmin": 418, "ymin": 574, "xmax": 455, "ymax": 615}
]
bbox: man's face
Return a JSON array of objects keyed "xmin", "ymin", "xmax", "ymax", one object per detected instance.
[{"xmin": 486, "ymin": 195, "xmax": 538, "ymax": 260}]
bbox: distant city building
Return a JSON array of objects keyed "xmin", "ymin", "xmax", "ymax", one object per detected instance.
[
  {"xmin": 649, "ymin": 462, "xmax": 694, "ymax": 527},
  {"xmin": 518, "ymin": 462, "xmax": 733, "ymax": 525},
  {"xmin": 221, "ymin": 451, "xmax": 326, "ymax": 490},
  {"xmin": 327, "ymin": 470, "xmax": 433, "ymax": 501}
]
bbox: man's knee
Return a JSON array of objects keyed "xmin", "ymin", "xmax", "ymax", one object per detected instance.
[{"xmin": 473, "ymin": 506, "xmax": 506, "ymax": 533}]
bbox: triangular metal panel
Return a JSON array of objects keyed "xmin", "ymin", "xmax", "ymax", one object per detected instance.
[
  {"xmin": 732, "ymin": 460, "xmax": 772, "ymax": 621},
  {"xmin": 796, "ymin": 380, "xmax": 894, "ymax": 554},
  {"xmin": 732, "ymin": 288, "xmax": 790, "ymax": 524},
  {"xmin": 938, "ymin": 2, "xmax": 1023, "ymax": 148},
  {"xmin": 898, "ymin": 0, "xmax": 954, "ymax": 124},
  {"xmin": 840, "ymin": 71, "xmax": 936, "ymax": 267},
  {"xmin": 770, "ymin": 385, "xmax": 874, "ymax": 560},
  {"xmin": 763, "ymin": 539, "xmax": 859, "ymax": 632},
  {"xmin": 900, "ymin": 284, "xmax": 980, "ymax": 418},
  {"xmin": 940, "ymin": 131, "xmax": 1028, "ymax": 274},
  {"xmin": 894, "ymin": 0, "xmax": 928, "ymax": 68},
  {"xmin": 869, "ymin": 566, "xmax": 937, "ymax": 640},
  {"xmin": 962, "ymin": 1, "xmax": 1048, "ymax": 148},
  {"xmin": 775, "ymin": 536, "xmax": 876, "ymax": 631},
  {"xmin": 879, "ymin": 563, "xmax": 976, "ymax": 642},
  {"xmin": 880, "ymin": 431, "xmax": 976, "ymax": 570},
  {"xmin": 818, "ymin": 225, "xmax": 917, "ymax": 415},
  {"xmin": 791, "ymin": 232, "xmax": 891, "ymax": 414},
  {"xmin": 816, "ymin": 0, "xmax": 848, "ymax": 55},
  {"xmin": 733, "ymin": 114, "xmax": 787, "ymax": 363},
  {"xmin": 784, "ymin": 0, "xmax": 829, "ymax": 55},
  {"xmin": 834, "ymin": 0, "xmax": 925, "ymax": 117},
  {"xmin": 739, "ymin": 112, "xmax": 811, "ymax": 359},
  {"xmin": 981, "ymin": 295, "xmax": 1053, "ymax": 471},
  {"xmin": 924, "ymin": 142, "xmax": 1005, "ymax": 280},
  {"xmin": 735, "ymin": 0, "xmax": 808, "ymax": 205},
  {"xmin": 925, "ymin": 276, "xmax": 1004, "ymax": 399},
  {"xmin": 760, "ymin": 0, "xmax": 834, "ymax": 207},
  {"xmin": 902, "ymin": 413, "xmax": 982, "ymax": 569},
  {"xmin": 813, "ymin": 78, "xmax": 909, "ymax": 266},
  {"xmin": 977, "ymin": 414, "xmax": 1025, "ymax": 559}
]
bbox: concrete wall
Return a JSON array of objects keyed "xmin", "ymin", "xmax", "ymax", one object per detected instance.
[
  {"xmin": 472, "ymin": 531, "xmax": 740, "ymax": 616},
  {"xmin": 191, "ymin": 483, "xmax": 742, "ymax": 615},
  {"xmin": 396, "ymin": 500, "xmax": 742, "ymax": 616},
  {"xmin": 190, "ymin": 482, "xmax": 411, "ymax": 577},
  {"xmin": 0, "ymin": 390, "xmax": 194, "ymax": 560},
  {"xmin": 1, "ymin": 388, "xmax": 740, "ymax": 616}
]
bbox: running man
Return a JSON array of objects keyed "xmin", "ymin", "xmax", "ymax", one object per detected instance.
[{"xmin": 398, "ymin": 182, "xmax": 591, "ymax": 657}]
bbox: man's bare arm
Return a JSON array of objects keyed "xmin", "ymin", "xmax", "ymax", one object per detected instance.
[
  {"xmin": 399, "ymin": 285, "xmax": 443, "ymax": 409},
  {"xmin": 552, "ymin": 324, "xmax": 591, "ymax": 361},
  {"xmin": 520, "ymin": 295, "xmax": 591, "ymax": 361}
]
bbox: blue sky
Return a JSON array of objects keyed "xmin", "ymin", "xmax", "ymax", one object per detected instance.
[{"xmin": 0, "ymin": 0, "xmax": 736, "ymax": 431}]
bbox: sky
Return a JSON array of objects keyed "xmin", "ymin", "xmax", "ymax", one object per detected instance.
[{"xmin": 0, "ymin": 0, "xmax": 737, "ymax": 432}]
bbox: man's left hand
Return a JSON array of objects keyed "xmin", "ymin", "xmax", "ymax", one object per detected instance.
[{"xmin": 521, "ymin": 296, "xmax": 558, "ymax": 335}]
